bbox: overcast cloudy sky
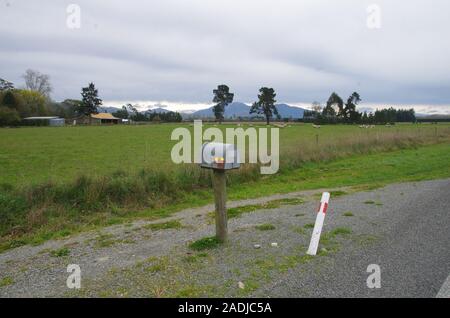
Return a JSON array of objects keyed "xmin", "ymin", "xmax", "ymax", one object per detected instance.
[{"xmin": 1, "ymin": 0, "xmax": 449, "ymax": 113}]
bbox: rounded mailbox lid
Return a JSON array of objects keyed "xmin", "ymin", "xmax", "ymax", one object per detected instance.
[{"xmin": 201, "ymin": 142, "xmax": 240, "ymax": 170}]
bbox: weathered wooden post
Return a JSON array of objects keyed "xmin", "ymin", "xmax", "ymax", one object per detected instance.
[
  {"xmin": 200, "ymin": 142, "xmax": 240, "ymax": 242},
  {"xmin": 212, "ymin": 169, "xmax": 227, "ymax": 241}
]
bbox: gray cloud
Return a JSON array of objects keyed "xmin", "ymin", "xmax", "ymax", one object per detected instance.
[{"xmin": 0, "ymin": 0, "xmax": 449, "ymax": 112}]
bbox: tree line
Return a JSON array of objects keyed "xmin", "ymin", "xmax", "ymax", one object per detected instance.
[
  {"xmin": 112, "ymin": 104, "xmax": 182, "ymax": 122},
  {"xmin": 1, "ymin": 71, "xmax": 418, "ymax": 127},
  {"xmin": 211, "ymin": 86, "xmax": 416, "ymax": 125},
  {"xmin": 303, "ymin": 92, "xmax": 416, "ymax": 124},
  {"xmin": 0, "ymin": 70, "xmax": 54, "ymax": 126},
  {"xmin": 0, "ymin": 71, "xmax": 182, "ymax": 126}
]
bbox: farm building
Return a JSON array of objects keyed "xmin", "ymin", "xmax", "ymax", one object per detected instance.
[
  {"xmin": 23, "ymin": 116, "xmax": 65, "ymax": 126},
  {"xmin": 73, "ymin": 113, "xmax": 122, "ymax": 125},
  {"xmin": 90, "ymin": 113, "xmax": 121, "ymax": 124}
]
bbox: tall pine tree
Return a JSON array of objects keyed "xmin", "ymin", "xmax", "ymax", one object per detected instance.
[
  {"xmin": 212, "ymin": 85, "xmax": 234, "ymax": 123},
  {"xmin": 344, "ymin": 92, "xmax": 362, "ymax": 123},
  {"xmin": 78, "ymin": 82, "xmax": 102, "ymax": 116},
  {"xmin": 250, "ymin": 87, "xmax": 278, "ymax": 125}
]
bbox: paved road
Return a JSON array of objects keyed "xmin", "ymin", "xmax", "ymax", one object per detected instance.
[{"xmin": 263, "ymin": 179, "xmax": 450, "ymax": 297}]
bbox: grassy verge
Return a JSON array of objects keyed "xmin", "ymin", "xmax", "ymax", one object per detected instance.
[{"xmin": 1, "ymin": 141, "xmax": 449, "ymax": 253}]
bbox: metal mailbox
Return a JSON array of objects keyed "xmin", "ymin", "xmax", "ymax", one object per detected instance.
[{"xmin": 201, "ymin": 142, "xmax": 240, "ymax": 170}]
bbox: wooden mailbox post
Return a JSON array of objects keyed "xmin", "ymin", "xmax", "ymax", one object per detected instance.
[{"xmin": 200, "ymin": 142, "xmax": 240, "ymax": 242}]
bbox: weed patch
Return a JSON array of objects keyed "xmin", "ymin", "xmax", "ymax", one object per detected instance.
[
  {"xmin": 145, "ymin": 262, "xmax": 167, "ymax": 273},
  {"xmin": 330, "ymin": 227, "xmax": 352, "ymax": 236},
  {"xmin": 50, "ymin": 247, "xmax": 70, "ymax": 257},
  {"xmin": 89, "ymin": 233, "xmax": 135, "ymax": 248},
  {"xmin": 255, "ymin": 224, "xmax": 276, "ymax": 231},
  {"xmin": 143, "ymin": 220, "xmax": 182, "ymax": 231},
  {"xmin": 189, "ymin": 236, "xmax": 221, "ymax": 251},
  {"xmin": 183, "ymin": 253, "xmax": 209, "ymax": 264},
  {"xmin": 219, "ymin": 197, "xmax": 305, "ymax": 219},
  {"xmin": 0, "ymin": 276, "xmax": 14, "ymax": 287}
]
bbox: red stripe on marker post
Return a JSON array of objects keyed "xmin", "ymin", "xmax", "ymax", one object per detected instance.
[
  {"xmin": 307, "ymin": 192, "xmax": 331, "ymax": 256},
  {"xmin": 317, "ymin": 202, "xmax": 328, "ymax": 213}
]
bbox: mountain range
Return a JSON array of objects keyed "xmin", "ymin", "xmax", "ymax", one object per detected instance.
[
  {"xmin": 187, "ymin": 102, "xmax": 305, "ymax": 119},
  {"xmin": 100, "ymin": 102, "xmax": 306, "ymax": 119}
]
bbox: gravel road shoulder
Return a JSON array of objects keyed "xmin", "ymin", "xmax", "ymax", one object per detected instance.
[{"xmin": 0, "ymin": 179, "xmax": 449, "ymax": 297}]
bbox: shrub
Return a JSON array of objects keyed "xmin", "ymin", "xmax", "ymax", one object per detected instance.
[
  {"xmin": 0, "ymin": 107, "xmax": 20, "ymax": 126},
  {"xmin": 1, "ymin": 91, "xmax": 17, "ymax": 107},
  {"xmin": 0, "ymin": 192, "xmax": 29, "ymax": 235}
]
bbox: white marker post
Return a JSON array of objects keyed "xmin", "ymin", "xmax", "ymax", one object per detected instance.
[{"xmin": 307, "ymin": 192, "xmax": 330, "ymax": 256}]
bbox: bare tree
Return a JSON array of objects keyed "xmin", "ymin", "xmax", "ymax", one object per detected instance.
[{"xmin": 22, "ymin": 69, "xmax": 52, "ymax": 97}]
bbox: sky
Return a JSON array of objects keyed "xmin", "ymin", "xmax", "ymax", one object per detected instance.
[{"xmin": 1, "ymin": 0, "xmax": 449, "ymax": 114}]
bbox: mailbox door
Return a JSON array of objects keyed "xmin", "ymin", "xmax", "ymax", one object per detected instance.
[{"xmin": 201, "ymin": 143, "xmax": 240, "ymax": 170}]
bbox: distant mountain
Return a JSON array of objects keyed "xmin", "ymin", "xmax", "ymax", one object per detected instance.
[
  {"xmin": 99, "ymin": 106, "xmax": 120, "ymax": 113},
  {"xmin": 190, "ymin": 102, "xmax": 249, "ymax": 118},
  {"xmin": 145, "ymin": 107, "xmax": 170, "ymax": 114},
  {"xmin": 100, "ymin": 103, "xmax": 306, "ymax": 119},
  {"xmin": 274, "ymin": 103, "xmax": 305, "ymax": 119},
  {"xmin": 100, "ymin": 106, "xmax": 175, "ymax": 115},
  {"xmin": 188, "ymin": 102, "xmax": 305, "ymax": 119}
]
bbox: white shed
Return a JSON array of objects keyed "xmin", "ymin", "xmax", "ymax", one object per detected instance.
[
  {"xmin": 23, "ymin": 116, "xmax": 65, "ymax": 127},
  {"xmin": 49, "ymin": 118, "xmax": 65, "ymax": 126}
]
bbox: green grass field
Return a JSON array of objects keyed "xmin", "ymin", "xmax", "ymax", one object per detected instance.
[
  {"xmin": 0, "ymin": 123, "xmax": 448, "ymax": 186},
  {"xmin": 0, "ymin": 122, "xmax": 449, "ymax": 251}
]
